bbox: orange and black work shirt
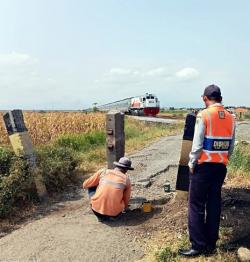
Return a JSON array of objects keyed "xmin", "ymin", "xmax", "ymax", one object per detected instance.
[
  {"xmin": 189, "ymin": 103, "xmax": 236, "ymax": 169},
  {"xmin": 83, "ymin": 169, "xmax": 131, "ymax": 216}
]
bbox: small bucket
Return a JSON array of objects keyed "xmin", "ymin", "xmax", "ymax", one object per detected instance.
[
  {"xmin": 163, "ymin": 182, "xmax": 171, "ymax": 193},
  {"xmin": 142, "ymin": 201, "xmax": 152, "ymax": 213}
]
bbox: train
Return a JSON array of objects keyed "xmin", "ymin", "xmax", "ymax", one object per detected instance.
[{"xmin": 97, "ymin": 93, "xmax": 160, "ymax": 116}]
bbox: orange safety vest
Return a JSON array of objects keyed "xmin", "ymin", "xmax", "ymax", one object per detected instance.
[
  {"xmin": 83, "ymin": 169, "xmax": 131, "ymax": 216},
  {"xmin": 198, "ymin": 104, "xmax": 235, "ymax": 166}
]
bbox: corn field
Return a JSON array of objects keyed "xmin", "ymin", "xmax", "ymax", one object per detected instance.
[{"xmin": 0, "ymin": 112, "xmax": 106, "ymax": 145}]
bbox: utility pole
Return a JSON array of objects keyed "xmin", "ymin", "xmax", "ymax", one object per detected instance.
[{"xmin": 106, "ymin": 110, "xmax": 125, "ymax": 169}]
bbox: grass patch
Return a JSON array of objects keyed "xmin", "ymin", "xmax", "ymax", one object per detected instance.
[
  {"xmin": 156, "ymin": 246, "xmax": 178, "ymax": 262},
  {"xmin": 125, "ymin": 118, "xmax": 183, "ymax": 153},
  {"xmin": 56, "ymin": 130, "xmax": 105, "ymax": 151},
  {"xmin": 155, "ymin": 230, "xmax": 238, "ymax": 262},
  {"xmin": 159, "ymin": 110, "xmax": 188, "ymax": 120},
  {"xmin": 243, "ymin": 112, "xmax": 250, "ymax": 120},
  {"xmin": 227, "ymin": 142, "xmax": 250, "ymax": 186}
]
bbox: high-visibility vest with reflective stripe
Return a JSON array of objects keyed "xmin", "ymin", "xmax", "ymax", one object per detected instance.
[
  {"xmin": 90, "ymin": 169, "xmax": 131, "ymax": 216},
  {"xmin": 99, "ymin": 169, "xmax": 128, "ymax": 190},
  {"xmin": 198, "ymin": 105, "xmax": 235, "ymax": 165}
]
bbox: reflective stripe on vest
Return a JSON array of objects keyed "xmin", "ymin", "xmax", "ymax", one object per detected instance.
[
  {"xmin": 99, "ymin": 169, "xmax": 128, "ymax": 190},
  {"xmin": 99, "ymin": 178, "xmax": 126, "ymax": 190},
  {"xmin": 198, "ymin": 105, "xmax": 234, "ymax": 165},
  {"xmin": 203, "ymin": 137, "xmax": 232, "ymax": 151}
]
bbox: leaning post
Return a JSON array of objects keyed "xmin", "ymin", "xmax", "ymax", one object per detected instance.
[
  {"xmin": 106, "ymin": 110, "xmax": 125, "ymax": 169},
  {"xmin": 175, "ymin": 111, "xmax": 196, "ymax": 200},
  {"xmin": 3, "ymin": 110, "xmax": 48, "ymax": 201}
]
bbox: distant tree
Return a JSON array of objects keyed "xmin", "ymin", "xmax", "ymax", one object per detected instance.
[{"xmin": 92, "ymin": 102, "xmax": 99, "ymax": 112}]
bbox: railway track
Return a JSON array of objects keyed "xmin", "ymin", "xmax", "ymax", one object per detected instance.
[{"xmin": 128, "ymin": 115, "xmax": 179, "ymax": 124}]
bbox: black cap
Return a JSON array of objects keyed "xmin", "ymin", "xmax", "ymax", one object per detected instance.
[{"xmin": 203, "ymin": 84, "xmax": 222, "ymax": 98}]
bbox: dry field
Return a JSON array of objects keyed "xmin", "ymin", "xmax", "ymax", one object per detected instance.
[{"xmin": 0, "ymin": 112, "xmax": 105, "ymax": 145}]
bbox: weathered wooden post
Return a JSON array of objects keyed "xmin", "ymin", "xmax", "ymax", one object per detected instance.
[
  {"xmin": 3, "ymin": 110, "xmax": 48, "ymax": 201},
  {"xmin": 106, "ymin": 110, "xmax": 125, "ymax": 169},
  {"xmin": 175, "ymin": 112, "xmax": 196, "ymax": 199}
]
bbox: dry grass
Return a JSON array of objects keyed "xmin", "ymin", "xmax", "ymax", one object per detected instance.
[
  {"xmin": 227, "ymin": 142, "xmax": 250, "ymax": 187},
  {"xmin": 0, "ymin": 112, "xmax": 105, "ymax": 145},
  {"xmin": 125, "ymin": 119, "xmax": 183, "ymax": 153}
]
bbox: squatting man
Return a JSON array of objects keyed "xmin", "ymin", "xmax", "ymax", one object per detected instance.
[{"xmin": 83, "ymin": 157, "xmax": 133, "ymax": 222}]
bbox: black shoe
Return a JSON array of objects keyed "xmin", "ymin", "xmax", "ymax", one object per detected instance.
[{"xmin": 178, "ymin": 248, "xmax": 204, "ymax": 257}]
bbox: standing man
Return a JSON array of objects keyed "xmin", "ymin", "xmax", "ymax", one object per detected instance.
[
  {"xmin": 83, "ymin": 157, "xmax": 133, "ymax": 222},
  {"xmin": 179, "ymin": 85, "xmax": 236, "ymax": 257}
]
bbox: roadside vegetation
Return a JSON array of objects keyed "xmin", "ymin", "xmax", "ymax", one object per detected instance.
[
  {"xmin": 152, "ymin": 141, "xmax": 250, "ymax": 262},
  {"xmin": 154, "ymin": 228, "xmax": 238, "ymax": 262},
  {"xmin": 159, "ymin": 109, "xmax": 188, "ymax": 120},
  {"xmin": 0, "ymin": 114, "xmax": 183, "ymax": 218},
  {"xmin": 227, "ymin": 142, "xmax": 250, "ymax": 187},
  {"xmin": 243, "ymin": 112, "xmax": 250, "ymax": 120}
]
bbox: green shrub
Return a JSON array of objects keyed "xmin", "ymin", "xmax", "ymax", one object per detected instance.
[
  {"xmin": 0, "ymin": 147, "xmax": 15, "ymax": 177},
  {"xmin": 0, "ymin": 158, "xmax": 36, "ymax": 217},
  {"xmin": 0, "ymin": 144, "xmax": 80, "ymax": 217},
  {"xmin": 56, "ymin": 131, "xmax": 105, "ymax": 151},
  {"xmin": 243, "ymin": 112, "xmax": 250, "ymax": 120},
  {"xmin": 229, "ymin": 143, "xmax": 250, "ymax": 172},
  {"xmin": 36, "ymin": 146, "xmax": 79, "ymax": 192}
]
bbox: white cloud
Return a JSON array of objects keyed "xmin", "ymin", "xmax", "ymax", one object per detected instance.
[
  {"xmin": 145, "ymin": 67, "xmax": 171, "ymax": 77},
  {"xmin": 175, "ymin": 67, "xmax": 199, "ymax": 80},
  {"xmin": 109, "ymin": 68, "xmax": 132, "ymax": 76},
  {"xmin": 97, "ymin": 66, "xmax": 199, "ymax": 85},
  {"xmin": 0, "ymin": 51, "xmax": 38, "ymax": 67}
]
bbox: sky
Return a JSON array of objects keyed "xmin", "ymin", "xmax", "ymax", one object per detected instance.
[{"xmin": 0, "ymin": 0, "xmax": 249, "ymax": 109}]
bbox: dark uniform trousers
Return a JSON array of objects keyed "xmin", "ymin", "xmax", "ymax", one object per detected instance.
[{"xmin": 188, "ymin": 163, "xmax": 227, "ymax": 250}]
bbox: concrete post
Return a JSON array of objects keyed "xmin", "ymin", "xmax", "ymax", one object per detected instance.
[
  {"xmin": 106, "ymin": 110, "xmax": 125, "ymax": 169},
  {"xmin": 175, "ymin": 112, "xmax": 196, "ymax": 200},
  {"xmin": 3, "ymin": 110, "xmax": 48, "ymax": 201}
]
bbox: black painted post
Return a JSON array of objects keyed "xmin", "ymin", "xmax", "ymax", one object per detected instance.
[
  {"xmin": 106, "ymin": 110, "xmax": 125, "ymax": 169},
  {"xmin": 175, "ymin": 112, "xmax": 196, "ymax": 199},
  {"xmin": 3, "ymin": 110, "xmax": 48, "ymax": 201}
]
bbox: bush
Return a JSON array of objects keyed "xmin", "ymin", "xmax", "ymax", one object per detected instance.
[
  {"xmin": 229, "ymin": 143, "xmax": 250, "ymax": 173},
  {"xmin": 0, "ymin": 158, "xmax": 36, "ymax": 217},
  {"xmin": 0, "ymin": 144, "xmax": 80, "ymax": 217},
  {"xmin": 0, "ymin": 147, "xmax": 15, "ymax": 177},
  {"xmin": 243, "ymin": 112, "xmax": 250, "ymax": 120},
  {"xmin": 36, "ymin": 145, "xmax": 79, "ymax": 192}
]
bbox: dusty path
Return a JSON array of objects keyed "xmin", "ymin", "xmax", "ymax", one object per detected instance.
[
  {"xmin": 0, "ymin": 135, "xmax": 182, "ymax": 262},
  {"xmin": 1, "ymin": 121, "xmax": 248, "ymax": 262}
]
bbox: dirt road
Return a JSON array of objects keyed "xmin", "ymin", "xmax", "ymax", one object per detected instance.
[
  {"xmin": 0, "ymin": 135, "xmax": 182, "ymax": 262},
  {"xmin": 0, "ymin": 121, "xmax": 249, "ymax": 262}
]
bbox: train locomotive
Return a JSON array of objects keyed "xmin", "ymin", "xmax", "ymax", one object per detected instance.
[{"xmin": 97, "ymin": 93, "xmax": 160, "ymax": 116}]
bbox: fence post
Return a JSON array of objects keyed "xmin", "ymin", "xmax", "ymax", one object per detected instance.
[
  {"xmin": 175, "ymin": 112, "xmax": 196, "ymax": 200},
  {"xmin": 106, "ymin": 110, "xmax": 125, "ymax": 169},
  {"xmin": 3, "ymin": 110, "xmax": 48, "ymax": 201}
]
